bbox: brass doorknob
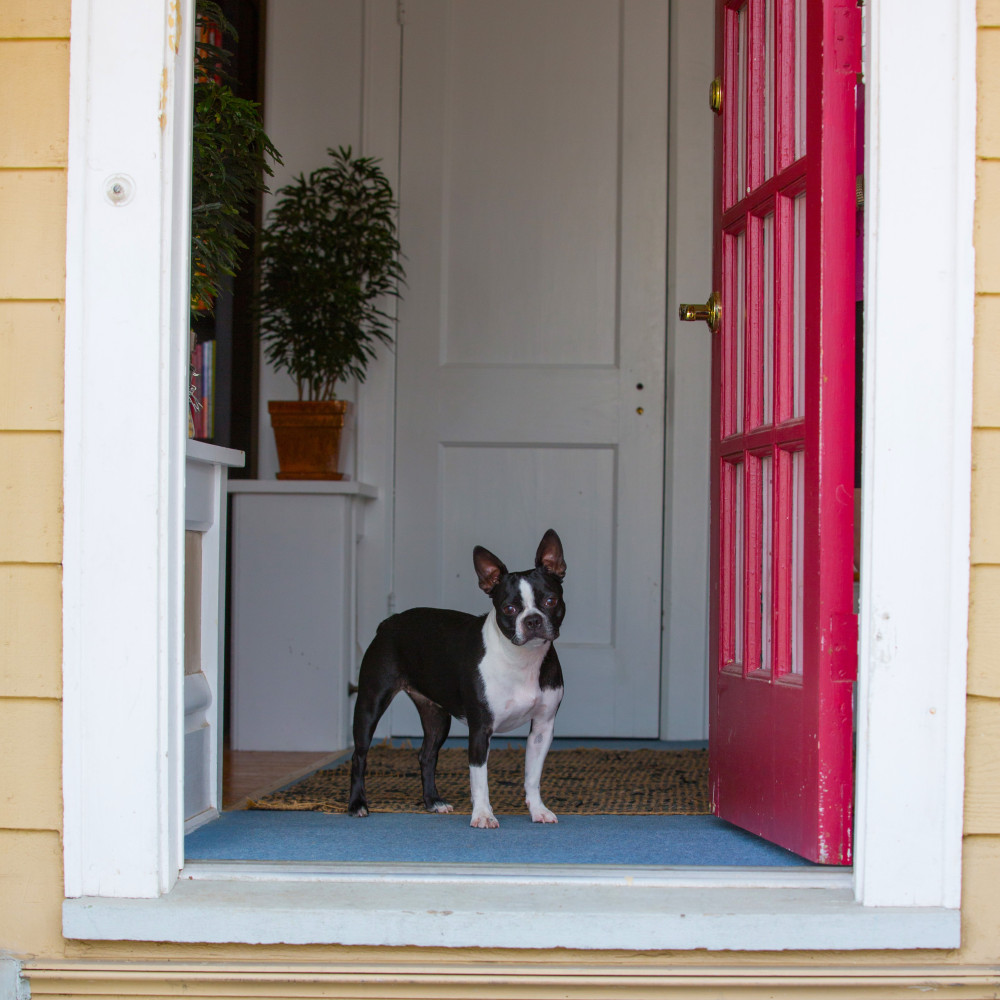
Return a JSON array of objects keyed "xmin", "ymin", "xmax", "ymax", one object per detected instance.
[
  {"xmin": 709, "ymin": 77, "xmax": 723, "ymax": 115},
  {"xmin": 678, "ymin": 291, "xmax": 721, "ymax": 332}
]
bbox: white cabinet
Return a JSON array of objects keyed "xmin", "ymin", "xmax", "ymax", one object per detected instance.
[
  {"xmin": 185, "ymin": 440, "xmax": 245, "ymax": 830},
  {"xmin": 228, "ymin": 481, "xmax": 376, "ymax": 751}
]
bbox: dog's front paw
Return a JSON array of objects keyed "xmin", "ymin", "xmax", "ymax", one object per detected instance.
[
  {"xmin": 348, "ymin": 803, "xmax": 369, "ymax": 818},
  {"xmin": 530, "ymin": 805, "xmax": 558, "ymax": 824},
  {"xmin": 470, "ymin": 808, "xmax": 500, "ymax": 829},
  {"xmin": 427, "ymin": 800, "xmax": 454, "ymax": 814}
]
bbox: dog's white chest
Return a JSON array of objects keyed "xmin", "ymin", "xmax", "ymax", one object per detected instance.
[{"xmin": 478, "ymin": 612, "xmax": 556, "ymax": 734}]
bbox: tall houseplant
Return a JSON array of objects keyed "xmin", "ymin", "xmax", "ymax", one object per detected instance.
[
  {"xmin": 257, "ymin": 146, "xmax": 405, "ymax": 479},
  {"xmin": 191, "ymin": 1, "xmax": 280, "ymax": 318}
]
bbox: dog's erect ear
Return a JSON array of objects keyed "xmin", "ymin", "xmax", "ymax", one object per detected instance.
[
  {"xmin": 473, "ymin": 545, "xmax": 507, "ymax": 596},
  {"xmin": 535, "ymin": 529, "xmax": 566, "ymax": 579}
]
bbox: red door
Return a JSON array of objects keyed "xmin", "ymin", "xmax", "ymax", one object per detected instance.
[{"xmin": 693, "ymin": 0, "xmax": 860, "ymax": 864}]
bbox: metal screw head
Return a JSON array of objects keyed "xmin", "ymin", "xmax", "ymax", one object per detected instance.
[{"xmin": 105, "ymin": 174, "xmax": 135, "ymax": 207}]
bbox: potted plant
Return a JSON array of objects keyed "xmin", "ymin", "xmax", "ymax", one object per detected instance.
[
  {"xmin": 188, "ymin": 0, "xmax": 280, "ymax": 436},
  {"xmin": 257, "ymin": 146, "xmax": 405, "ymax": 479}
]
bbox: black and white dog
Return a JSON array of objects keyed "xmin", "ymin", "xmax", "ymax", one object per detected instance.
[{"xmin": 348, "ymin": 530, "xmax": 566, "ymax": 828}]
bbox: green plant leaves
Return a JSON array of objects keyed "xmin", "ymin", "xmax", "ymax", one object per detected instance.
[
  {"xmin": 190, "ymin": 0, "xmax": 280, "ymax": 317},
  {"xmin": 257, "ymin": 146, "xmax": 406, "ymax": 401}
]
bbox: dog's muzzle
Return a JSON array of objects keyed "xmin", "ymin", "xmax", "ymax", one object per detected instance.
[{"xmin": 515, "ymin": 613, "xmax": 558, "ymax": 645}]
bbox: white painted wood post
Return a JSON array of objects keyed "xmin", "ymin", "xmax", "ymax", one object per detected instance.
[{"xmin": 63, "ymin": 0, "xmax": 194, "ymax": 898}]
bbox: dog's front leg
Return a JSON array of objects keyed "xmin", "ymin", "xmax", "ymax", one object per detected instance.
[
  {"xmin": 525, "ymin": 714, "xmax": 558, "ymax": 823},
  {"xmin": 468, "ymin": 724, "xmax": 499, "ymax": 829}
]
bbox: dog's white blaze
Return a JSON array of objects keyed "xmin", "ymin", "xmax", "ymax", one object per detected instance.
[
  {"xmin": 513, "ymin": 577, "xmax": 558, "ymax": 645},
  {"xmin": 514, "ymin": 578, "xmax": 539, "ymax": 644}
]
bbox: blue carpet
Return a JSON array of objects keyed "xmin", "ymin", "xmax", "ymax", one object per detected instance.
[
  {"xmin": 190, "ymin": 740, "xmax": 817, "ymax": 867},
  {"xmin": 186, "ymin": 811, "xmax": 814, "ymax": 866}
]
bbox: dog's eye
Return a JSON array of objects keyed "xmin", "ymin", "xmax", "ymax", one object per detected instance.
[
  {"xmin": 543, "ymin": 596, "xmax": 558, "ymax": 608},
  {"xmin": 503, "ymin": 604, "xmax": 518, "ymax": 617}
]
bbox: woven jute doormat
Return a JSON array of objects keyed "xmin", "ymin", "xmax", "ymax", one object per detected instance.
[{"xmin": 249, "ymin": 745, "xmax": 710, "ymax": 816}]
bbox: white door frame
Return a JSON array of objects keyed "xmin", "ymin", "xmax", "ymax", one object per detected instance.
[
  {"xmin": 62, "ymin": 0, "xmax": 193, "ymax": 896},
  {"xmin": 63, "ymin": 0, "xmax": 972, "ymax": 923}
]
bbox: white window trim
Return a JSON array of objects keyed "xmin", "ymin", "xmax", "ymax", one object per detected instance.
[{"xmin": 62, "ymin": 0, "xmax": 973, "ymax": 950}]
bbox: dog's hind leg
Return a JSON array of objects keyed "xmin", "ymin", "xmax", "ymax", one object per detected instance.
[
  {"xmin": 348, "ymin": 655, "xmax": 398, "ymax": 817},
  {"xmin": 410, "ymin": 691, "xmax": 453, "ymax": 813}
]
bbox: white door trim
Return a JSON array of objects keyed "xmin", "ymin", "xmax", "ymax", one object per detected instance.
[
  {"xmin": 852, "ymin": 0, "xmax": 974, "ymax": 907},
  {"xmin": 62, "ymin": 0, "xmax": 973, "ymax": 928},
  {"xmin": 62, "ymin": 0, "xmax": 193, "ymax": 897}
]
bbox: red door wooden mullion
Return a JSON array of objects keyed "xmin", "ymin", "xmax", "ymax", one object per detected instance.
[
  {"xmin": 710, "ymin": 0, "xmax": 859, "ymax": 864},
  {"xmin": 747, "ymin": 1, "xmax": 766, "ymax": 195}
]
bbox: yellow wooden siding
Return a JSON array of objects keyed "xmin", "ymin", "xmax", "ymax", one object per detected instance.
[
  {"xmin": 965, "ymin": 697, "xmax": 1000, "ymax": 834},
  {"xmin": 973, "ymin": 296, "xmax": 1000, "ymax": 427},
  {"xmin": 972, "ymin": 21, "xmax": 1000, "ymax": 778},
  {"xmin": 0, "ymin": 831, "xmax": 65, "ymax": 957},
  {"xmin": 967, "ymin": 566, "xmax": 1000, "ymax": 698},
  {"xmin": 0, "ymin": 433, "xmax": 63, "ymax": 564},
  {"xmin": 983, "ymin": 2, "xmax": 1000, "ymax": 32},
  {"xmin": 0, "ymin": 698, "xmax": 61, "ymax": 830},
  {"xmin": 0, "ymin": 565, "xmax": 62, "ymax": 699},
  {"xmin": 0, "ymin": 302, "xmax": 64, "ymax": 430},
  {"xmin": 0, "ymin": 41, "xmax": 69, "ymax": 166},
  {"xmin": 0, "ymin": 6, "xmax": 68, "ymax": 974},
  {"xmin": 0, "ymin": 1, "xmax": 70, "ymax": 39},
  {"xmin": 971, "ymin": 430, "xmax": 1000, "ymax": 559},
  {"xmin": 0, "ymin": 171, "xmax": 66, "ymax": 299},
  {"xmin": 963, "ymin": 5, "xmax": 1000, "ymax": 972}
]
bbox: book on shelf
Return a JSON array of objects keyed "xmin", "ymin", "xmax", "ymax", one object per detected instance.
[{"xmin": 188, "ymin": 338, "xmax": 216, "ymax": 441}]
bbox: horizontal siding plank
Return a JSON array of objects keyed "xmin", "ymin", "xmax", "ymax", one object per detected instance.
[
  {"xmin": 965, "ymin": 696, "xmax": 1000, "ymax": 834},
  {"xmin": 0, "ymin": 40, "xmax": 70, "ymax": 167},
  {"xmin": 961, "ymin": 835, "xmax": 1000, "ymax": 964},
  {"xmin": 980, "ymin": 29, "xmax": 1000, "ymax": 158},
  {"xmin": 0, "ymin": 564, "xmax": 61, "ymax": 698},
  {"xmin": 976, "ymin": 160, "xmax": 1000, "ymax": 293},
  {"xmin": 982, "ymin": 1, "xmax": 1000, "ymax": 27},
  {"xmin": 968, "ymin": 566, "xmax": 1000, "ymax": 698},
  {"xmin": 0, "ymin": 697, "xmax": 61, "ymax": 830},
  {"xmin": 0, "ymin": 830, "xmax": 64, "ymax": 956},
  {"xmin": 0, "ymin": 0, "xmax": 69, "ymax": 39},
  {"xmin": 974, "ymin": 295, "xmax": 1000, "ymax": 428},
  {"xmin": 971, "ymin": 429, "xmax": 1000, "ymax": 562},
  {"xmin": 0, "ymin": 301, "xmax": 63, "ymax": 431},
  {"xmin": 0, "ymin": 170, "xmax": 66, "ymax": 299},
  {"xmin": 0, "ymin": 432, "xmax": 62, "ymax": 562}
]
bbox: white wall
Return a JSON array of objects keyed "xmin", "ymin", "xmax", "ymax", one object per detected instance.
[{"xmin": 260, "ymin": 1, "xmax": 402, "ymax": 691}]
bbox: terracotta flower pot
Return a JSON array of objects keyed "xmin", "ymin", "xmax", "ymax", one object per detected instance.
[{"xmin": 268, "ymin": 399, "xmax": 350, "ymax": 480}]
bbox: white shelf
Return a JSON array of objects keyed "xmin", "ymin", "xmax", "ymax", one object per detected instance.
[{"xmin": 186, "ymin": 439, "xmax": 245, "ymax": 468}]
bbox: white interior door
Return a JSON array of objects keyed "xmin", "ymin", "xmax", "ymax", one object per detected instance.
[{"xmin": 391, "ymin": 0, "xmax": 668, "ymax": 737}]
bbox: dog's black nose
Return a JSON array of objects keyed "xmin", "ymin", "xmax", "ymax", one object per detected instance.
[{"xmin": 523, "ymin": 613, "xmax": 545, "ymax": 632}]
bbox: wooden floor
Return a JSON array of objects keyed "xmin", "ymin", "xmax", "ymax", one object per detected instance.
[{"xmin": 222, "ymin": 749, "xmax": 347, "ymax": 810}]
